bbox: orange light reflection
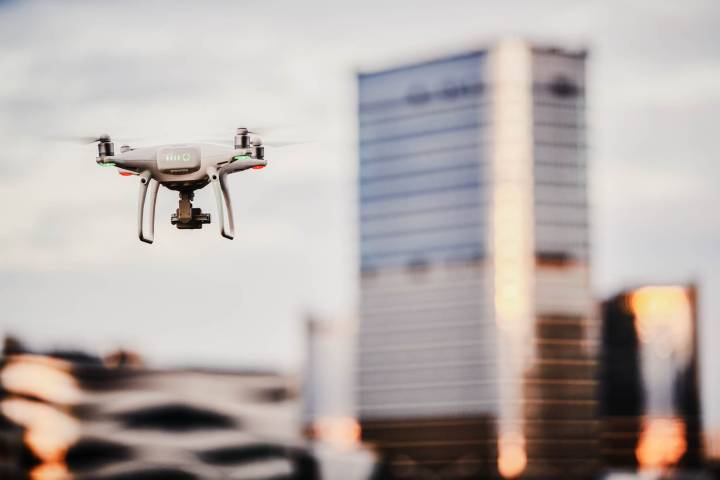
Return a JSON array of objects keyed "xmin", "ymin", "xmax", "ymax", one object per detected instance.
[
  {"xmin": 498, "ymin": 432, "xmax": 527, "ymax": 478},
  {"xmin": 30, "ymin": 462, "xmax": 70, "ymax": 480},
  {"xmin": 312, "ymin": 416, "xmax": 361, "ymax": 449},
  {"xmin": 636, "ymin": 417, "xmax": 687, "ymax": 470}
]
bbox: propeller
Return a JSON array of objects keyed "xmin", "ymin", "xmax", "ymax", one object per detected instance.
[
  {"xmin": 237, "ymin": 123, "xmax": 296, "ymax": 136},
  {"xmin": 201, "ymin": 137, "xmax": 313, "ymax": 148},
  {"xmin": 90, "ymin": 134, "xmax": 111, "ymax": 143},
  {"xmin": 51, "ymin": 133, "xmax": 162, "ymax": 145},
  {"xmin": 263, "ymin": 139, "xmax": 315, "ymax": 148},
  {"xmin": 50, "ymin": 134, "xmax": 112, "ymax": 144}
]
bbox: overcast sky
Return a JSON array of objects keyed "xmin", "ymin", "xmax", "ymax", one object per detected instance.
[{"xmin": 0, "ymin": 0, "xmax": 718, "ymax": 426}]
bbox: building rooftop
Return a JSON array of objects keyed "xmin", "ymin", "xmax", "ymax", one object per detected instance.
[{"xmin": 357, "ymin": 40, "xmax": 587, "ymax": 78}]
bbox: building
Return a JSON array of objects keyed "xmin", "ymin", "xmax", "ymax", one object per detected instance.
[
  {"xmin": 599, "ymin": 285, "xmax": 703, "ymax": 472},
  {"xmin": 0, "ymin": 349, "xmax": 318, "ymax": 479},
  {"xmin": 302, "ymin": 316, "xmax": 381, "ymax": 480},
  {"xmin": 357, "ymin": 40, "xmax": 596, "ymax": 478}
]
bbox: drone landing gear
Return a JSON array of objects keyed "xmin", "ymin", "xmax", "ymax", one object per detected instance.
[{"xmin": 171, "ymin": 191, "xmax": 210, "ymax": 229}]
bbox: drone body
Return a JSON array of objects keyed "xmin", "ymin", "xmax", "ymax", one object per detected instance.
[{"xmin": 95, "ymin": 128, "xmax": 266, "ymax": 243}]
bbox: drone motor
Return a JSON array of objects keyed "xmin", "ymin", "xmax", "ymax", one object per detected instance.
[
  {"xmin": 97, "ymin": 135, "xmax": 114, "ymax": 157},
  {"xmin": 234, "ymin": 127, "xmax": 250, "ymax": 149},
  {"xmin": 251, "ymin": 137, "xmax": 264, "ymax": 161}
]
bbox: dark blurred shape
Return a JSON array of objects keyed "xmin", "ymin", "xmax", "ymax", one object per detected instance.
[
  {"xmin": 104, "ymin": 349, "xmax": 144, "ymax": 369},
  {"xmin": 199, "ymin": 443, "xmax": 291, "ymax": 464},
  {"xmin": 534, "ymin": 251, "xmax": 571, "ymax": 267},
  {"xmin": 599, "ymin": 286, "xmax": 703, "ymax": 472},
  {"xmin": 90, "ymin": 467, "xmax": 200, "ymax": 480},
  {"xmin": 252, "ymin": 385, "xmax": 295, "ymax": 403},
  {"xmin": 600, "ymin": 292, "xmax": 644, "ymax": 420},
  {"xmin": 2, "ymin": 336, "xmax": 26, "ymax": 356},
  {"xmin": 47, "ymin": 350, "xmax": 104, "ymax": 365},
  {"xmin": 71, "ymin": 364, "xmax": 141, "ymax": 392},
  {"xmin": 65, "ymin": 438, "xmax": 134, "ymax": 471},
  {"xmin": 362, "ymin": 417, "xmax": 497, "ymax": 479},
  {"xmin": 0, "ymin": 411, "xmax": 41, "ymax": 472},
  {"xmin": 547, "ymin": 75, "xmax": 580, "ymax": 98},
  {"xmin": 3, "ymin": 334, "xmax": 105, "ymax": 365},
  {"xmin": 198, "ymin": 443, "xmax": 320, "ymax": 478},
  {"xmin": 0, "ymin": 464, "xmax": 29, "ymax": 480},
  {"xmin": 115, "ymin": 403, "xmax": 236, "ymax": 431}
]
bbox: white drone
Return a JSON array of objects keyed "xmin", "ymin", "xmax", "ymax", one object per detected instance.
[{"xmin": 92, "ymin": 128, "xmax": 267, "ymax": 244}]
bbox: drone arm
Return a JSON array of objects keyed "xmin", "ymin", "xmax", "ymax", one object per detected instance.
[
  {"xmin": 98, "ymin": 155, "xmax": 154, "ymax": 172},
  {"xmin": 220, "ymin": 156, "xmax": 267, "ymax": 175},
  {"xmin": 208, "ymin": 167, "xmax": 235, "ymax": 240},
  {"xmin": 137, "ymin": 171, "xmax": 157, "ymax": 244}
]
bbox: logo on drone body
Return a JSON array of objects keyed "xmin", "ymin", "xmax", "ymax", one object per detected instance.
[{"xmin": 165, "ymin": 152, "xmax": 193, "ymax": 163}]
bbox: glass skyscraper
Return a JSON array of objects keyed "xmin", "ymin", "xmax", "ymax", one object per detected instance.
[{"xmin": 357, "ymin": 40, "xmax": 596, "ymax": 478}]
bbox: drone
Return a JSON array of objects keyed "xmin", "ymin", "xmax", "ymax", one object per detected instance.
[{"xmin": 93, "ymin": 128, "xmax": 267, "ymax": 244}]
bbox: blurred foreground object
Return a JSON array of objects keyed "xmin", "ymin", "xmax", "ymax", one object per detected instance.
[{"xmin": 0, "ymin": 343, "xmax": 321, "ymax": 479}]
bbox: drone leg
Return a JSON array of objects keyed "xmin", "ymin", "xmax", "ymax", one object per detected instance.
[
  {"xmin": 208, "ymin": 167, "xmax": 234, "ymax": 240},
  {"xmin": 145, "ymin": 179, "xmax": 160, "ymax": 241},
  {"xmin": 219, "ymin": 173, "xmax": 235, "ymax": 238},
  {"xmin": 137, "ymin": 171, "xmax": 154, "ymax": 244}
]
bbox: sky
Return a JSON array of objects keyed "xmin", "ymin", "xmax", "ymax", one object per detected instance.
[{"xmin": 0, "ymin": 0, "xmax": 718, "ymax": 424}]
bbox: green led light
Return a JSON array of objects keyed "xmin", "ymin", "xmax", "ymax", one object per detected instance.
[
  {"xmin": 233, "ymin": 155, "xmax": 251, "ymax": 161},
  {"xmin": 99, "ymin": 162, "xmax": 116, "ymax": 167}
]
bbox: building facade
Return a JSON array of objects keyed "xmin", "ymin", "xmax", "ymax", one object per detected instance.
[
  {"xmin": 357, "ymin": 40, "xmax": 596, "ymax": 478},
  {"xmin": 599, "ymin": 285, "xmax": 703, "ymax": 472}
]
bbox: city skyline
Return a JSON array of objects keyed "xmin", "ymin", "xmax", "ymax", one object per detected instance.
[{"xmin": 0, "ymin": 0, "xmax": 718, "ymax": 435}]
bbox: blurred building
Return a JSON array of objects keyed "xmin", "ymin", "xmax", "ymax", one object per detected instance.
[
  {"xmin": 357, "ymin": 39, "xmax": 596, "ymax": 478},
  {"xmin": 303, "ymin": 316, "xmax": 358, "ymax": 440},
  {"xmin": 0, "ymin": 348, "xmax": 318, "ymax": 479},
  {"xmin": 302, "ymin": 316, "xmax": 380, "ymax": 480},
  {"xmin": 599, "ymin": 285, "xmax": 703, "ymax": 472}
]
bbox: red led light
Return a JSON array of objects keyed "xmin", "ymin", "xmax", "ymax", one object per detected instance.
[
  {"xmin": 252, "ymin": 165, "xmax": 265, "ymax": 170},
  {"xmin": 119, "ymin": 171, "xmax": 134, "ymax": 176}
]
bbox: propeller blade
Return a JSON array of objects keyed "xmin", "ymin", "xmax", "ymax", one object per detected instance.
[
  {"xmin": 244, "ymin": 123, "xmax": 297, "ymax": 135},
  {"xmin": 199, "ymin": 137, "xmax": 314, "ymax": 148},
  {"xmin": 50, "ymin": 134, "xmax": 111, "ymax": 144},
  {"xmin": 263, "ymin": 140, "xmax": 315, "ymax": 148}
]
